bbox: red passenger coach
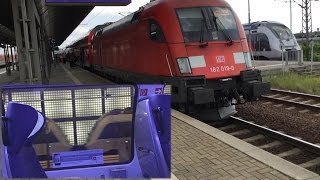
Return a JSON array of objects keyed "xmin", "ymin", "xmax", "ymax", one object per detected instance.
[
  {"xmin": 78, "ymin": 0, "xmax": 270, "ymax": 120},
  {"xmin": 69, "ymin": 23, "xmax": 113, "ymax": 68}
]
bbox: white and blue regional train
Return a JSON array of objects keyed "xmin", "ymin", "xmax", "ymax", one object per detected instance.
[{"xmin": 243, "ymin": 21, "xmax": 301, "ymax": 60}]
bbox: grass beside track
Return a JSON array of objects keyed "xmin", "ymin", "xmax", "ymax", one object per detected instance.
[{"xmin": 264, "ymin": 72, "xmax": 320, "ymax": 95}]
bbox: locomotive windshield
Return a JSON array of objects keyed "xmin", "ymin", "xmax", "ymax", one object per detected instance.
[
  {"xmin": 270, "ymin": 24, "xmax": 293, "ymax": 40},
  {"xmin": 176, "ymin": 7, "xmax": 240, "ymax": 43}
]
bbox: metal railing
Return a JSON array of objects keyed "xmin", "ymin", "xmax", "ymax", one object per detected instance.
[{"xmin": 281, "ymin": 49, "xmax": 303, "ymax": 71}]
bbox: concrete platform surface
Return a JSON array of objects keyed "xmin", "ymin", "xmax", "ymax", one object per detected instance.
[
  {"xmin": 0, "ymin": 67, "xmax": 19, "ymax": 84},
  {"xmin": 49, "ymin": 63, "xmax": 112, "ymax": 84},
  {"xmin": 171, "ymin": 110, "xmax": 320, "ymax": 180},
  {"xmin": 0, "ymin": 62, "xmax": 112, "ymax": 85}
]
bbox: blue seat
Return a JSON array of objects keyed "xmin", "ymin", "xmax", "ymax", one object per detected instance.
[{"xmin": 2, "ymin": 102, "xmax": 47, "ymax": 178}]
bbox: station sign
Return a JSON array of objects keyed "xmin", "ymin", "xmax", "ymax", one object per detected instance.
[
  {"xmin": 140, "ymin": 89, "xmax": 148, "ymax": 97},
  {"xmin": 137, "ymin": 85, "xmax": 165, "ymax": 100},
  {"xmin": 46, "ymin": 0, "xmax": 131, "ymax": 6}
]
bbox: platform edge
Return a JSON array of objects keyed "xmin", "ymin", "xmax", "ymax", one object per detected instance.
[{"xmin": 171, "ymin": 109, "xmax": 320, "ymax": 180}]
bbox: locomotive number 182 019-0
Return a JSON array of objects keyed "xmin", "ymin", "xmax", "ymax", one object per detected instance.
[{"xmin": 210, "ymin": 66, "xmax": 235, "ymax": 73}]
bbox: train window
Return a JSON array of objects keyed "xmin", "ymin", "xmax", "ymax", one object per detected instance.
[
  {"xmin": 149, "ymin": 20, "xmax": 166, "ymax": 43},
  {"xmin": 176, "ymin": 7, "xmax": 240, "ymax": 43},
  {"xmin": 270, "ymin": 24, "xmax": 293, "ymax": 40},
  {"xmin": 255, "ymin": 33, "xmax": 271, "ymax": 51}
]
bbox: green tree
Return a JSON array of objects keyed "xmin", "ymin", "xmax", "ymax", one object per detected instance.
[
  {"xmin": 312, "ymin": 42, "xmax": 320, "ymax": 61},
  {"xmin": 300, "ymin": 43, "xmax": 310, "ymax": 61}
]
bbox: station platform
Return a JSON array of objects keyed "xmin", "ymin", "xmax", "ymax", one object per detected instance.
[
  {"xmin": 1, "ymin": 63, "xmax": 320, "ymax": 180},
  {"xmin": 171, "ymin": 111, "xmax": 320, "ymax": 180},
  {"xmin": 0, "ymin": 62, "xmax": 112, "ymax": 85},
  {"xmin": 48, "ymin": 63, "xmax": 112, "ymax": 84},
  {"xmin": 0, "ymin": 66, "xmax": 19, "ymax": 84}
]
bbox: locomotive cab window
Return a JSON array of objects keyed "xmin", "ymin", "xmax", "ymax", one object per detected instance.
[
  {"xmin": 149, "ymin": 20, "xmax": 166, "ymax": 43},
  {"xmin": 176, "ymin": 7, "xmax": 240, "ymax": 43}
]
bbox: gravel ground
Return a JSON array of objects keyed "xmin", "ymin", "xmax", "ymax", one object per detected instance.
[{"xmin": 235, "ymin": 101, "xmax": 320, "ymax": 144}]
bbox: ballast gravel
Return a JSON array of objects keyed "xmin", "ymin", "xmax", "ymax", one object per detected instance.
[{"xmin": 236, "ymin": 101, "xmax": 320, "ymax": 145}]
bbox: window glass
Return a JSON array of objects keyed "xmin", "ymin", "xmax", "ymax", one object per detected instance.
[
  {"xmin": 270, "ymin": 24, "xmax": 293, "ymax": 40},
  {"xmin": 255, "ymin": 33, "xmax": 271, "ymax": 51},
  {"xmin": 149, "ymin": 20, "xmax": 166, "ymax": 43},
  {"xmin": 176, "ymin": 7, "xmax": 240, "ymax": 43}
]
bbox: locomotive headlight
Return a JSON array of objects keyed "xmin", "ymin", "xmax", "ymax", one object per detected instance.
[
  {"xmin": 177, "ymin": 58, "xmax": 192, "ymax": 74},
  {"xmin": 164, "ymin": 84, "xmax": 171, "ymax": 95},
  {"xmin": 244, "ymin": 52, "xmax": 253, "ymax": 68}
]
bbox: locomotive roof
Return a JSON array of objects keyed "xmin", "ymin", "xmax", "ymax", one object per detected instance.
[
  {"xmin": 91, "ymin": 22, "xmax": 113, "ymax": 33},
  {"xmin": 99, "ymin": 0, "xmax": 231, "ymax": 36},
  {"xmin": 68, "ymin": 22, "xmax": 113, "ymax": 48}
]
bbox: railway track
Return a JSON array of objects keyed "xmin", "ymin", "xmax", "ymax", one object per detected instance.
[
  {"xmin": 261, "ymin": 88, "xmax": 320, "ymax": 114},
  {"xmin": 210, "ymin": 116, "xmax": 320, "ymax": 174}
]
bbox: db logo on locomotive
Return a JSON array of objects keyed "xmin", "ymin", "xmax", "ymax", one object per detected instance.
[{"xmin": 216, "ymin": 56, "xmax": 226, "ymax": 63}]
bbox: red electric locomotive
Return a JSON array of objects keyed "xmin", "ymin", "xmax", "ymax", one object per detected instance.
[{"xmin": 81, "ymin": 0, "xmax": 270, "ymax": 120}]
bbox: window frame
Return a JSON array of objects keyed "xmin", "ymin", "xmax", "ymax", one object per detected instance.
[{"xmin": 175, "ymin": 6, "xmax": 240, "ymax": 43}]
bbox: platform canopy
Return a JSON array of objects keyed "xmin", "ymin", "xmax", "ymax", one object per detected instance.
[
  {"xmin": 0, "ymin": 24, "xmax": 15, "ymax": 46},
  {"xmin": 45, "ymin": 0, "xmax": 131, "ymax": 6},
  {"xmin": 0, "ymin": 0, "xmax": 130, "ymax": 46}
]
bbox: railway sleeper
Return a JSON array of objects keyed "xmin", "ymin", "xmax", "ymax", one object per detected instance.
[
  {"xmin": 299, "ymin": 157, "xmax": 320, "ymax": 169},
  {"xmin": 300, "ymin": 99, "xmax": 314, "ymax": 104},
  {"xmin": 277, "ymin": 148, "xmax": 301, "ymax": 158},
  {"xmin": 265, "ymin": 94, "xmax": 281, "ymax": 98},
  {"xmin": 229, "ymin": 129, "xmax": 251, "ymax": 136},
  {"xmin": 262, "ymin": 101, "xmax": 272, "ymax": 105},
  {"xmin": 313, "ymin": 103, "xmax": 320, "ymax": 107},
  {"xmin": 273, "ymin": 104, "xmax": 283, "ymax": 107},
  {"xmin": 258, "ymin": 140, "xmax": 282, "ymax": 149},
  {"xmin": 216, "ymin": 124, "xmax": 237, "ymax": 131},
  {"xmin": 276, "ymin": 96, "xmax": 291, "ymax": 100},
  {"xmin": 290, "ymin": 97, "xmax": 303, "ymax": 101},
  {"xmin": 243, "ymin": 134, "xmax": 265, "ymax": 143},
  {"xmin": 285, "ymin": 106, "xmax": 296, "ymax": 110},
  {"xmin": 299, "ymin": 109, "xmax": 310, "ymax": 113}
]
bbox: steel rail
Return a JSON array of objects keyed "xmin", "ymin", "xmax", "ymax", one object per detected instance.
[
  {"xmin": 270, "ymin": 88, "xmax": 320, "ymax": 101},
  {"xmin": 230, "ymin": 116, "xmax": 320, "ymax": 156},
  {"xmin": 261, "ymin": 89, "xmax": 320, "ymax": 113}
]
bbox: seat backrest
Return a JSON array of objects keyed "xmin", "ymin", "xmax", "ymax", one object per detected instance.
[
  {"xmin": 85, "ymin": 108, "xmax": 133, "ymax": 162},
  {"xmin": 86, "ymin": 108, "xmax": 133, "ymax": 146},
  {"xmin": 2, "ymin": 102, "xmax": 47, "ymax": 178},
  {"xmin": 32, "ymin": 118, "xmax": 73, "ymax": 164},
  {"xmin": 35, "ymin": 118, "xmax": 72, "ymax": 147}
]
